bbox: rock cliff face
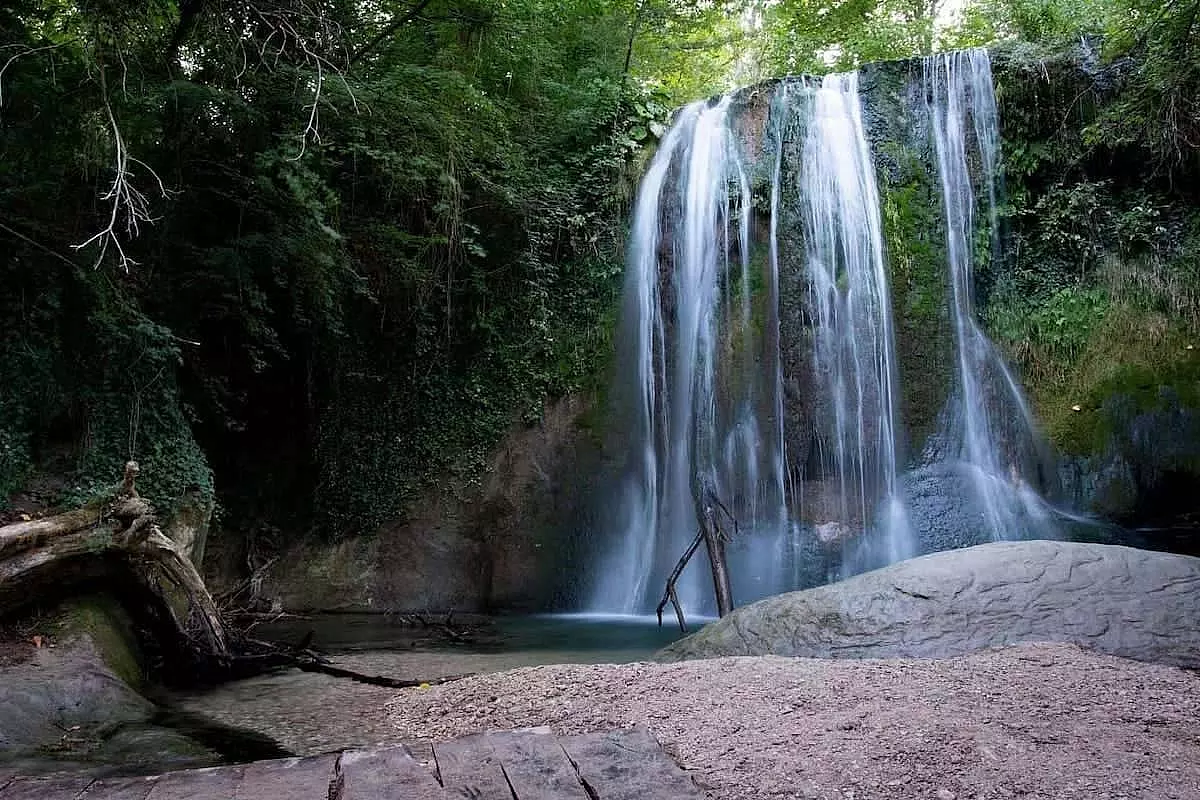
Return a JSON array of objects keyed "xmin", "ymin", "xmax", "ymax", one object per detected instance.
[
  {"xmin": 714, "ymin": 63, "xmax": 959, "ymax": 530},
  {"xmin": 658, "ymin": 540, "xmax": 1200, "ymax": 667},
  {"xmin": 236, "ymin": 394, "xmax": 601, "ymax": 613},
  {"xmin": 221, "ymin": 45, "xmax": 1200, "ymax": 614},
  {"xmin": 661, "ymin": 47, "xmax": 1200, "ymax": 577}
]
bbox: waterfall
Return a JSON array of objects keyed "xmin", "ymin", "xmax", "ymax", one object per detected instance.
[
  {"xmin": 590, "ymin": 96, "xmax": 791, "ymax": 615},
  {"xmin": 799, "ymin": 73, "xmax": 914, "ymax": 566},
  {"xmin": 588, "ymin": 105, "xmax": 695, "ymax": 615},
  {"xmin": 589, "ymin": 50, "xmax": 1059, "ymax": 616},
  {"xmin": 925, "ymin": 49, "xmax": 1058, "ymax": 541}
]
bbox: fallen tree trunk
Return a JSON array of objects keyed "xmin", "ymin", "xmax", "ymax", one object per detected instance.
[
  {"xmin": 1, "ymin": 465, "xmax": 478, "ymax": 691},
  {"xmin": 0, "ymin": 462, "xmax": 229, "ymax": 664},
  {"xmin": 701, "ymin": 504, "xmax": 734, "ymax": 619},
  {"xmin": 0, "ymin": 507, "xmax": 104, "ymax": 559},
  {"xmin": 295, "ymin": 660, "xmax": 472, "ymax": 689}
]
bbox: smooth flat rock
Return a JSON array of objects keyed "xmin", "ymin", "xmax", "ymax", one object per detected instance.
[
  {"xmin": 658, "ymin": 540, "xmax": 1200, "ymax": 667},
  {"xmin": 338, "ymin": 746, "xmax": 448, "ymax": 800},
  {"xmin": 0, "ymin": 777, "xmax": 94, "ymax": 800},
  {"xmin": 402, "ymin": 741, "xmax": 436, "ymax": 772},
  {"xmin": 79, "ymin": 777, "xmax": 159, "ymax": 800},
  {"xmin": 482, "ymin": 730, "xmax": 589, "ymax": 800},
  {"xmin": 144, "ymin": 765, "xmax": 242, "ymax": 800},
  {"xmin": 433, "ymin": 734, "xmax": 512, "ymax": 799},
  {"xmin": 0, "ymin": 729, "xmax": 703, "ymax": 800},
  {"xmin": 560, "ymin": 729, "xmax": 705, "ymax": 800},
  {"xmin": 239, "ymin": 754, "xmax": 336, "ymax": 798}
]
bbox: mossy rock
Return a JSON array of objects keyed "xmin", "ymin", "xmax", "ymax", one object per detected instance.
[
  {"xmin": 1036, "ymin": 308, "xmax": 1200, "ymax": 456},
  {"xmin": 57, "ymin": 595, "xmax": 146, "ymax": 690},
  {"xmin": 0, "ymin": 594, "xmax": 224, "ymax": 776}
]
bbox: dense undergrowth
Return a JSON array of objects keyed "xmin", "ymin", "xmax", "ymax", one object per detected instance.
[
  {"xmin": 3, "ymin": 0, "xmax": 1200, "ymax": 553},
  {"xmin": 0, "ymin": 0, "xmax": 689, "ymax": 536},
  {"xmin": 987, "ymin": 33, "xmax": 1200, "ymax": 471}
]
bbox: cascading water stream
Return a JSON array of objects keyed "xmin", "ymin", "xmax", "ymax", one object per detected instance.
[
  {"xmin": 588, "ymin": 105, "xmax": 696, "ymax": 615},
  {"xmin": 925, "ymin": 50, "xmax": 1058, "ymax": 541},
  {"xmin": 799, "ymin": 73, "xmax": 913, "ymax": 565},
  {"xmin": 590, "ymin": 96, "xmax": 791, "ymax": 615}
]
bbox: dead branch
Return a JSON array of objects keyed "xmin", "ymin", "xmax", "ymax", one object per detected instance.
[
  {"xmin": 71, "ymin": 66, "xmax": 170, "ymax": 272},
  {"xmin": 120, "ymin": 460, "xmax": 140, "ymax": 497},
  {"xmin": 656, "ymin": 530, "xmax": 703, "ymax": 633},
  {"xmin": 214, "ymin": 555, "xmax": 279, "ymax": 609},
  {"xmin": 236, "ymin": 2, "xmax": 359, "ymax": 160},
  {"xmin": 0, "ymin": 220, "xmax": 83, "ymax": 269},
  {"xmin": 655, "ymin": 476, "xmax": 740, "ymax": 627},
  {"xmin": 294, "ymin": 660, "xmax": 471, "ymax": 689},
  {"xmin": 0, "ymin": 41, "xmax": 74, "ymax": 113}
]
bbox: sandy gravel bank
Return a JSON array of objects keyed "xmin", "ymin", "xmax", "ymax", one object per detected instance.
[{"xmin": 388, "ymin": 642, "xmax": 1200, "ymax": 800}]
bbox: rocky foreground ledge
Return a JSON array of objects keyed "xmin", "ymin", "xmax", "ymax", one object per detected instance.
[
  {"xmin": 660, "ymin": 540, "xmax": 1200, "ymax": 666},
  {"xmin": 0, "ymin": 728, "xmax": 704, "ymax": 799}
]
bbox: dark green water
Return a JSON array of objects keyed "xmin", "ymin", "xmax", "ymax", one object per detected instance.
[{"xmin": 249, "ymin": 612, "xmax": 694, "ymax": 656}]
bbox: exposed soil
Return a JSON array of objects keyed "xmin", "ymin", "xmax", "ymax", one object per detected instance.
[
  {"xmin": 0, "ymin": 622, "xmax": 45, "ymax": 668},
  {"xmin": 387, "ymin": 643, "xmax": 1200, "ymax": 800},
  {"xmin": 0, "ymin": 630, "xmax": 33, "ymax": 668}
]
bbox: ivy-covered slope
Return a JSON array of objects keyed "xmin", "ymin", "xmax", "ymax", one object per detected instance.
[
  {"xmin": 0, "ymin": 2, "xmax": 658, "ymax": 554},
  {"xmin": 988, "ymin": 40, "xmax": 1200, "ymax": 524}
]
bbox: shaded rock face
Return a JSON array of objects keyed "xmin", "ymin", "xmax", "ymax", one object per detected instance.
[
  {"xmin": 657, "ymin": 540, "xmax": 1200, "ymax": 668},
  {"xmin": 900, "ymin": 463, "xmax": 998, "ymax": 552},
  {"xmin": 1061, "ymin": 391, "xmax": 1200, "ymax": 522},
  {"xmin": 163, "ymin": 485, "xmax": 213, "ymax": 570},
  {"xmin": 0, "ymin": 596, "xmax": 220, "ymax": 776},
  {"xmin": 248, "ymin": 394, "xmax": 601, "ymax": 613},
  {"xmin": 729, "ymin": 59, "xmax": 958, "ymax": 500}
]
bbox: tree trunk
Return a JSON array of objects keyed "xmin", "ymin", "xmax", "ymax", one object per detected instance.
[
  {"xmin": 0, "ymin": 462, "xmax": 229, "ymax": 662},
  {"xmin": 689, "ymin": 464, "xmax": 735, "ymax": 618},
  {"xmin": 699, "ymin": 504, "xmax": 734, "ymax": 618}
]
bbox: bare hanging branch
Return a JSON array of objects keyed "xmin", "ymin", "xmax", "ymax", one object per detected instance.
[
  {"xmin": 71, "ymin": 68, "xmax": 170, "ymax": 272},
  {"xmin": 0, "ymin": 41, "xmax": 74, "ymax": 114},
  {"xmin": 236, "ymin": 2, "xmax": 359, "ymax": 159},
  {"xmin": 0, "ymin": 39, "xmax": 169, "ymax": 272}
]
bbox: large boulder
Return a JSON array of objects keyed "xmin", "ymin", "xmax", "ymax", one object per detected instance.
[
  {"xmin": 657, "ymin": 540, "xmax": 1200, "ymax": 668},
  {"xmin": 0, "ymin": 596, "xmax": 221, "ymax": 776}
]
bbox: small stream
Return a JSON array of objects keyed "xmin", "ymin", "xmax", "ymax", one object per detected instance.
[{"xmin": 165, "ymin": 614, "xmax": 690, "ymax": 758}]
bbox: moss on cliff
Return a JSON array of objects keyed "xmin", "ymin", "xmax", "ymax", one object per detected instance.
[
  {"xmin": 58, "ymin": 595, "xmax": 146, "ymax": 690},
  {"xmin": 860, "ymin": 58, "xmax": 957, "ymax": 459},
  {"xmin": 879, "ymin": 162, "xmax": 954, "ymax": 455},
  {"xmin": 1031, "ymin": 306, "xmax": 1196, "ymax": 453}
]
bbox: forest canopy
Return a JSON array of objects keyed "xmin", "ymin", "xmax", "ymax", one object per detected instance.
[{"xmin": 1, "ymin": 0, "xmax": 1197, "ymax": 543}]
